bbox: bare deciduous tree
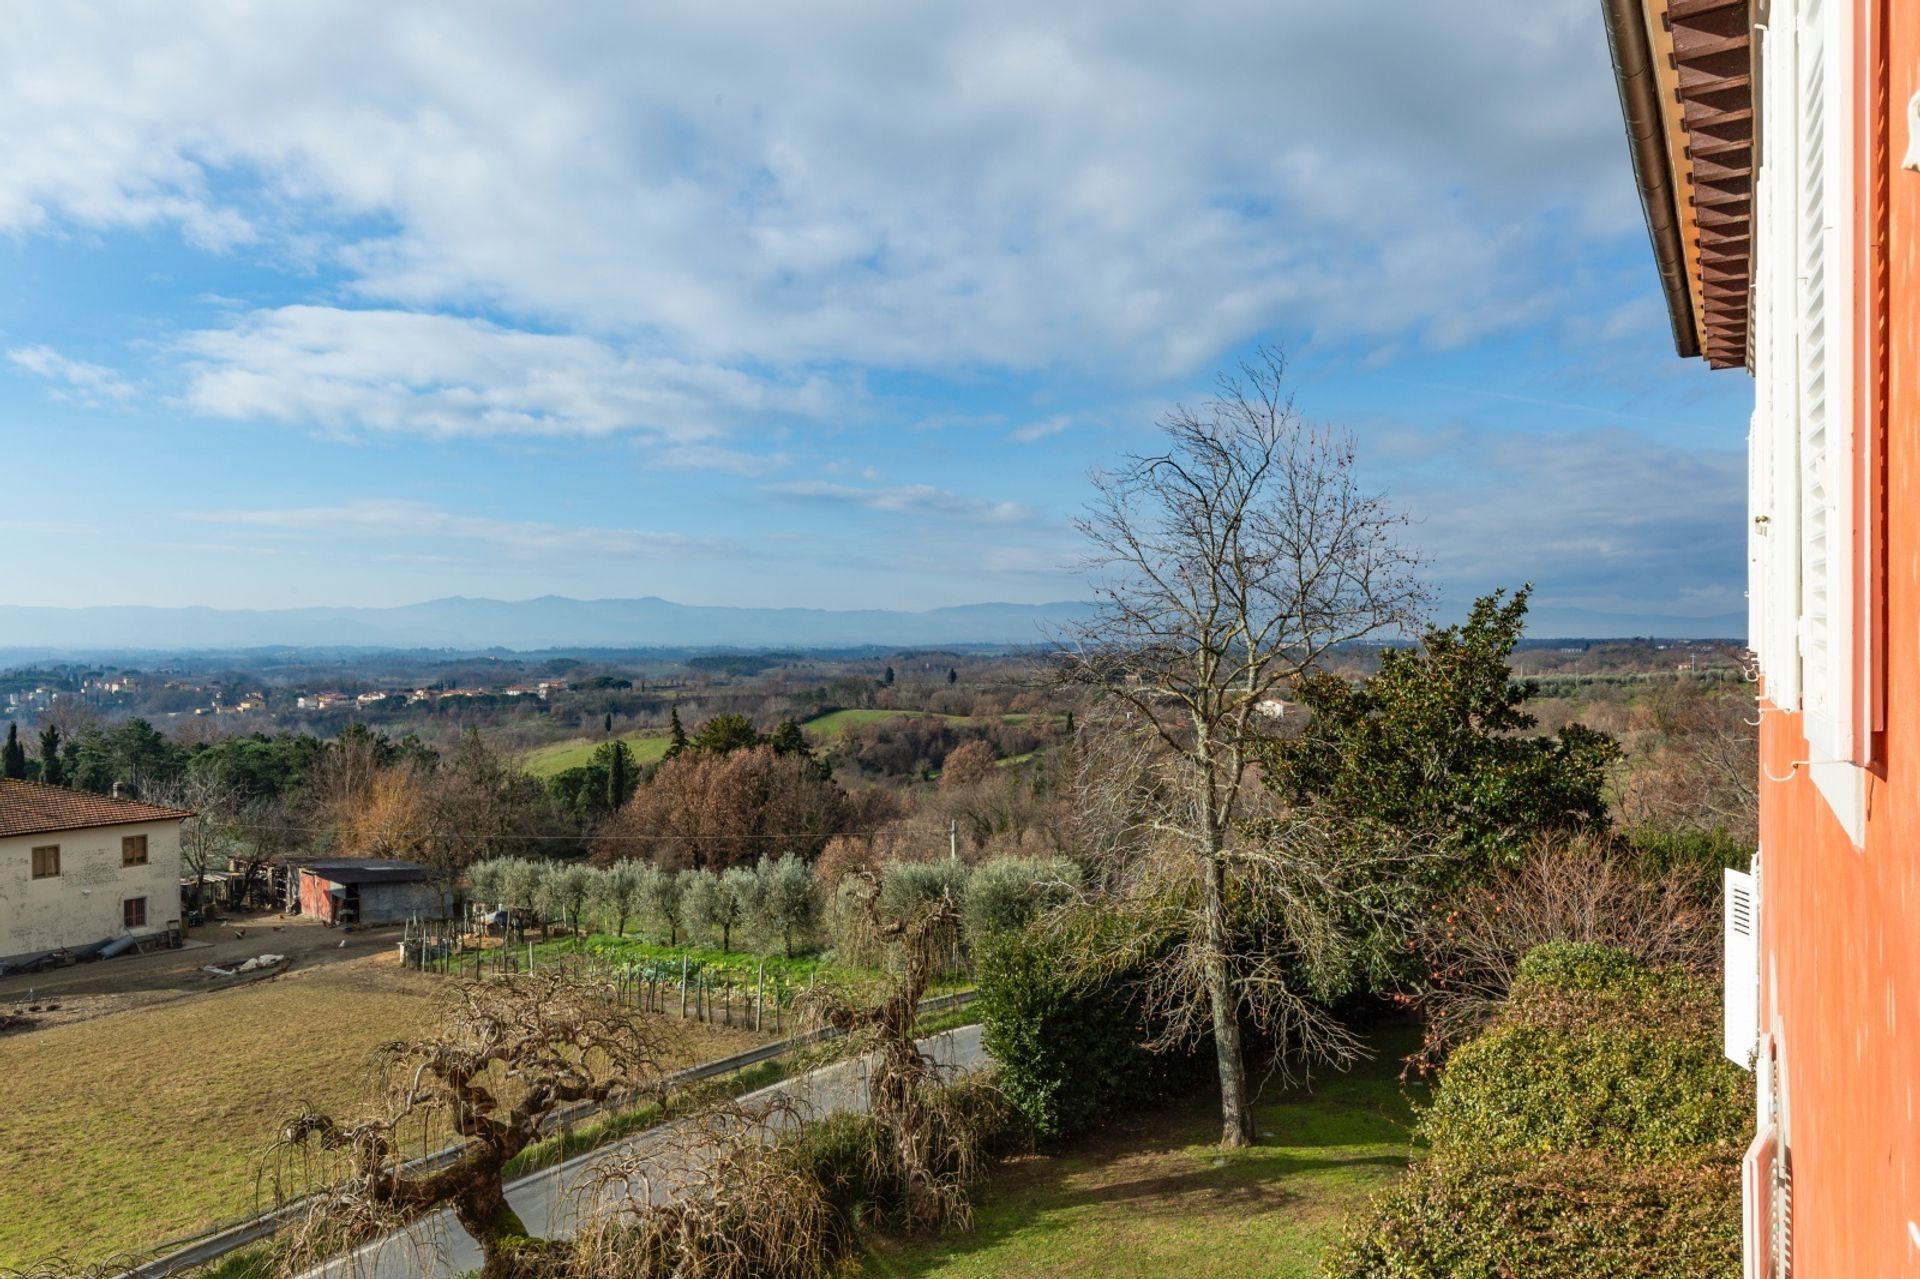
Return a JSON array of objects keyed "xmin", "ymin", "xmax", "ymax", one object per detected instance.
[
  {"xmin": 1057, "ymin": 347, "xmax": 1425, "ymax": 1145},
  {"xmin": 269, "ymin": 972, "xmax": 677, "ymax": 1279},
  {"xmin": 1406, "ymin": 833, "xmax": 1718, "ymax": 1069}
]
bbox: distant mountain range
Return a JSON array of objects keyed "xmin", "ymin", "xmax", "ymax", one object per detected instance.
[
  {"xmin": 0, "ymin": 596, "xmax": 1099, "ymax": 653},
  {"xmin": 0, "ymin": 595, "xmax": 1745, "ymax": 657}
]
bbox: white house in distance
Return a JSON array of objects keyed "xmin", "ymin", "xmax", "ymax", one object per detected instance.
[{"xmin": 0, "ymin": 779, "xmax": 191, "ymax": 963}]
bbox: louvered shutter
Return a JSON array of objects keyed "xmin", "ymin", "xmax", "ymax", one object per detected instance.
[
  {"xmin": 1794, "ymin": 0, "xmax": 1849, "ymax": 759},
  {"xmin": 1724, "ymin": 867, "xmax": 1759, "ymax": 1066},
  {"xmin": 1754, "ymin": 19, "xmax": 1800, "ymax": 703},
  {"xmin": 1744, "ymin": 1124, "xmax": 1777, "ymax": 1279}
]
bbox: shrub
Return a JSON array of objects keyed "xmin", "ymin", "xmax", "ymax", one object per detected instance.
[
  {"xmin": 963, "ymin": 855, "xmax": 1081, "ymax": 944},
  {"xmin": 1330, "ymin": 942, "xmax": 1749, "ymax": 1279},
  {"xmin": 1324, "ymin": 1150, "xmax": 1739, "ymax": 1279},
  {"xmin": 975, "ymin": 927, "xmax": 1198, "ymax": 1141},
  {"xmin": 789, "ymin": 1069, "xmax": 1021, "ymax": 1232},
  {"xmin": 1623, "ymin": 825, "xmax": 1752, "ymax": 905},
  {"xmin": 1418, "ymin": 946, "xmax": 1750, "ymax": 1161}
]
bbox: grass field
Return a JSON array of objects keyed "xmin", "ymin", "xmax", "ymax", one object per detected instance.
[
  {"xmin": 0, "ymin": 957, "xmax": 760, "ymax": 1269},
  {"xmin": 800, "ymin": 709, "xmax": 1055, "ymax": 739},
  {"xmin": 521, "ymin": 731, "xmax": 673, "ymax": 777},
  {"xmin": 859, "ymin": 1023, "xmax": 1426, "ymax": 1279},
  {"xmin": 801, "ymin": 708, "xmax": 966, "ymax": 737}
]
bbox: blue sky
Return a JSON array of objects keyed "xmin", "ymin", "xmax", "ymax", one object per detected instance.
[{"xmin": 0, "ymin": 1, "xmax": 1753, "ymax": 634}]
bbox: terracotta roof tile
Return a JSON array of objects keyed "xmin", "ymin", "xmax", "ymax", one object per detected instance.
[{"xmin": 0, "ymin": 779, "xmax": 193, "ymax": 840}]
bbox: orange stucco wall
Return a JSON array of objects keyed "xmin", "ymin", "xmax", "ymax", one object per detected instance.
[{"xmin": 1755, "ymin": 5, "xmax": 1920, "ymax": 1272}]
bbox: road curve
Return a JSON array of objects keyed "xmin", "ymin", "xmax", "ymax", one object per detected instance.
[{"xmin": 312, "ymin": 1024, "xmax": 987, "ymax": 1279}]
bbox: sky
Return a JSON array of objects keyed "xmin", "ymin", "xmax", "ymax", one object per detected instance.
[{"xmin": 0, "ymin": 0, "xmax": 1755, "ymax": 636}]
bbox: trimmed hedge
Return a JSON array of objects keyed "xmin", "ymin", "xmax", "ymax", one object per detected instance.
[
  {"xmin": 1417, "ymin": 945, "xmax": 1750, "ymax": 1161},
  {"xmin": 975, "ymin": 928, "xmax": 1201, "ymax": 1141},
  {"xmin": 1324, "ymin": 1150, "xmax": 1740, "ymax": 1278},
  {"xmin": 1326, "ymin": 944, "xmax": 1749, "ymax": 1279}
]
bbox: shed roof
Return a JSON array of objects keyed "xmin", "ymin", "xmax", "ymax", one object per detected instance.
[
  {"xmin": 0, "ymin": 779, "xmax": 193, "ymax": 840},
  {"xmin": 298, "ymin": 858, "xmax": 432, "ymax": 885}
]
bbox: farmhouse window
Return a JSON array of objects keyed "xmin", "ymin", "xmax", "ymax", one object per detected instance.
[
  {"xmin": 123, "ymin": 897, "xmax": 147, "ymax": 929},
  {"xmin": 30, "ymin": 845, "xmax": 59, "ymax": 878},
  {"xmin": 122, "ymin": 834, "xmax": 148, "ymax": 866}
]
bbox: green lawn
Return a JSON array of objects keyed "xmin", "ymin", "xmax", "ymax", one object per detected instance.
[
  {"xmin": 801, "ymin": 708, "xmax": 966, "ymax": 737},
  {"xmin": 521, "ymin": 731, "xmax": 673, "ymax": 777},
  {"xmin": 859, "ymin": 1023, "xmax": 1426, "ymax": 1279}
]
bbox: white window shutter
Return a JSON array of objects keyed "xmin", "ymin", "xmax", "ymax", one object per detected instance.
[
  {"xmin": 1790, "ymin": 0, "xmax": 1854, "ymax": 763},
  {"xmin": 1725, "ymin": 867, "xmax": 1759, "ymax": 1067},
  {"xmin": 1754, "ymin": 20, "xmax": 1800, "ymax": 705},
  {"xmin": 1744, "ymin": 1123, "xmax": 1780, "ymax": 1279}
]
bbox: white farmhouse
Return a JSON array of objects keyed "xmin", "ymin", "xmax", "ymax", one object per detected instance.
[{"xmin": 0, "ymin": 779, "xmax": 191, "ymax": 963}]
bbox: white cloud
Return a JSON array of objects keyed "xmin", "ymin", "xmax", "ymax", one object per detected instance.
[
  {"xmin": 176, "ymin": 306, "xmax": 836, "ymax": 443},
  {"xmin": 7, "ymin": 345, "xmax": 135, "ymax": 406},
  {"xmin": 1387, "ymin": 426, "xmax": 1745, "ymax": 624},
  {"xmin": 185, "ymin": 499, "xmax": 737, "ymax": 561},
  {"xmin": 1009, "ymin": 414, "xmax": 1077, "ymax": 444},
  {"xmin": 0, "ymin": 1, "xmax": 1638, "ymax": 376},
  {"xmin": 767, "ymin": 480, "xmax": 1038, "ymax": 524}
]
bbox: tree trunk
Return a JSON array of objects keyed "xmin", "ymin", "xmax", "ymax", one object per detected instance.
[
  {"xmin": 1203, "ymin": 844, "xmax": 1253, "ymax": 1147},
  {"xmin": 455, "ymin": 1176, "xmax": 545, "ymax": 1279}
]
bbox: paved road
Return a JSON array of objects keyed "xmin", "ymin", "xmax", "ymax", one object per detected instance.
[{"xmin": 314, "ymin": 1024, "xmax": 987, "ymax": 1279}]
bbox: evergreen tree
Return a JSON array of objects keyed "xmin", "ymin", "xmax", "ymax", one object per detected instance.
[
  {"xmin": 664, "ymin": 706, "xmax": 689, "ymax": 760},
  {"xmin": 603, "ymin": 740, "xmax": 634, "ymax": 812},
  {"xmin": 1266, "ymin": 586, "xmax": 1619, "ymax": 885},
  {"xmin": 882, "ymin": 665, "xmax": 896, "ymax": 686},
  {"xmin": 947, "ymin": 667, "xmax": 958, "ymax": 685},
  {"xmin": 1, "ymin": 723, "xmax": 25, "ymax": 780},
  {"xmin": 688, "ymin": 713, "xmax": 762, "ymax": 755},
  {"xmin": 603, "ymin": 711, "xmax": 613, "ymax": 735},
  {"xmin": 767, "ymin": 719, "xmax": 809, "ymax": 756},
  {"xmin": 36, "ymin": 724, "xmax": 64, "ymax": 787}
]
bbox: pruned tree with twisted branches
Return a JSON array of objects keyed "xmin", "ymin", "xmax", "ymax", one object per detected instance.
[
  {"xmin": 1056, "ymin": 346, "xmax": 1426, "ymax": 1145},
  {"xmin": 267, "ymin": 972, "xmax": 678, "ymax": 1279},
  {"xmin": 806, "ymin": 875, "xmax": 994, "ymax": 1235}
]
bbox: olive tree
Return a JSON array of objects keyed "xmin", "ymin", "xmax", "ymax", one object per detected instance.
[
  {"xmin": 751, "ymin": 854, "xmax": 820, "ymax": 958},
  {"xmin": 1056, "ymin": 347, "xmax": 1425, "ymax": 1146},
  {"xmin": 594, "ymin": 859, "xmax": 648, "ymax": 936}
]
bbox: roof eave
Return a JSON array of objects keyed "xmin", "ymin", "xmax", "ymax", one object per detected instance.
[{"xmin": 1601, "ymin": 0, "xmax": 1703, "ymax": 359}]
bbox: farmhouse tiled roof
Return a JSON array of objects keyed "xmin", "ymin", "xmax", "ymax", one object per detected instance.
[{"xmin": 0, "ymin": 779, "xmax": 193, "ymax": 839}]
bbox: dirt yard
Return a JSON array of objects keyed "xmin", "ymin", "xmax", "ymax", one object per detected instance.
[
  {"xmin": 0, "ymin": 951, "xmax": 766, "ymax": 1270},
  {"xmin": 0, "ymin": 911, "xmax": 404, "ymax": 1031}
]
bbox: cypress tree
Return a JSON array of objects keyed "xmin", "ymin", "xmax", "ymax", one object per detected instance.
[
  {"xmin": 605, "ymin": 740, "xmax": 634, "ymax": 812},
  {"xmin": 36, "ymin": 724, "xmax": 64, "ymax": 787},
  {"xmin": 665, "ymin": 707, "xmax": 689, "ymax": 760},
  {"xmin": 2, "ymin": 723, "xmax": 25, "ymax": 780}
]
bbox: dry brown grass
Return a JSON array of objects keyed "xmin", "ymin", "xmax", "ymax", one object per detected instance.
[{"xmin": 0, "ymin": 955, "xmax": 760, "ymax": 1270}]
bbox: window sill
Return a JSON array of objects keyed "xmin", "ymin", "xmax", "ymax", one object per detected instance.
[{"xmin": 1807, "ymin": 758, "xmax": 1868, "ymax": 848}]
